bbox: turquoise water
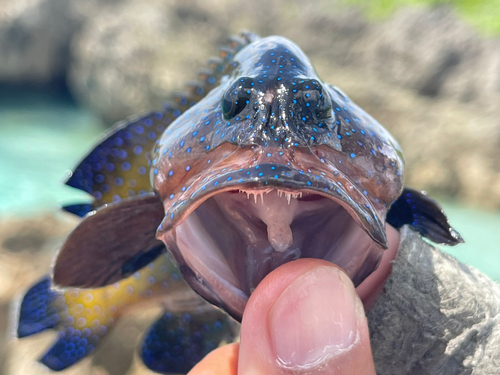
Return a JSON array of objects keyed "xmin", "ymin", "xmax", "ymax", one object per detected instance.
[
  {"xmin": 0, "ymin": 91, "xmax": 100, "ymax": 214},
  {"xmin": 1, "ymin": 94, "xmax": 499, "ymax": 281},
  {"xmin": 439, "ymin": 203, "xmax": 500, "ymax": 281}
]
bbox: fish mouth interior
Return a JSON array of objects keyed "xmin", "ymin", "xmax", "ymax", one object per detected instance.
[{"xmin": 164, "ymin": 188, "xmax": 384, "ymax": 320}]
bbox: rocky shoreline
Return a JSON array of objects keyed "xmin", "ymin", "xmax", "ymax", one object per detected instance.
[{"xmin": 2, "ymin": 0, "xmax": 500, "ymax": 207}]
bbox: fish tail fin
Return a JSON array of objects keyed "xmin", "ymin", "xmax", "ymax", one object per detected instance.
[
  {"xmin": 141, "ymin": 307, "xmax": 238, "ymax": 374},
  {"xmin": 17, "ymin": 277, "xmax": 61, "ymax": 338},
  {"xmin": 17, "ymin": 276, "xmax": 120, "ymax": 371}
]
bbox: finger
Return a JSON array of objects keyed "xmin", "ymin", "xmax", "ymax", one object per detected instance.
[
  {"xmin": 188, "ymin": 343, "xmax": 239, "ymax": 375},
  {"xmin": 238, "ymin": 258, "xmax": 376, "ymax": 375},
  {"xmin": 190, "ymin": 225, "xmax": 400, "ymax": 374},
  {"xmin": 357, "ymin": 224, "xmax": 400, "ymax": 310}
]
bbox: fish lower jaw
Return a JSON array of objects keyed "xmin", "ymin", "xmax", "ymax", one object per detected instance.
[{"xmin": 161, "ymin": 189, "xmax": 385, "ymax": 321}]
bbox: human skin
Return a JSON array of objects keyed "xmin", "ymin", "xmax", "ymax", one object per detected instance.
[{"xmin": 188, "ymin": 225, "xmax": 401, "ymax": 375}]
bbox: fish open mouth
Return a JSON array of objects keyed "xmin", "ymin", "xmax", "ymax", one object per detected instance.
[{"xmin": 156, "ymin": 164, "xmax": 389, "ymax": 321}]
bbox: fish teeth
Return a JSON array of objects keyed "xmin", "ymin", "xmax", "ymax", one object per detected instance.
[{"xmin": 238, "ymin": 188, "xmax": 302, "ymax": 205}]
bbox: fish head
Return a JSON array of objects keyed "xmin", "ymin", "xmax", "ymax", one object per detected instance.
[{"xmin": 151, "ymin": 36, "xmax": 404, "ymax": 320}]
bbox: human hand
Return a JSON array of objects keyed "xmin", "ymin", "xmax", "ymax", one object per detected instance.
[{"xmin": 189, "ymin": 225, "xmax": 401, "ymax": 375}]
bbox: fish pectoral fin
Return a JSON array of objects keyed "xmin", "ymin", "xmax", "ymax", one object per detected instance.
[
  {"xmin": 141, "ymin": 307, "xmax": 238, "ymax": 374},
  {"xmin": 53, "ymin": 193, "xmax": 165, "ymax": 288},
  {"xmin": 386, "ymin": 187, "xmax": 464, "ymax": 246}
]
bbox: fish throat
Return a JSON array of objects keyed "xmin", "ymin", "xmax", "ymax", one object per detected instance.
[{"xmin": 160, "ymin": 186, "xmax": 383, "ymax": 320}]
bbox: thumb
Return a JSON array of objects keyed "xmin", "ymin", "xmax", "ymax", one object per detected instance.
[{"xmin": 238, "ymin": 258, "xmax": 376, "ymax": 375}]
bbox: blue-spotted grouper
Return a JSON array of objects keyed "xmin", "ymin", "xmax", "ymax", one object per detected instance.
[{"xmin": 16, "ymin": 32, "xmax": 462, "ymax": 374}]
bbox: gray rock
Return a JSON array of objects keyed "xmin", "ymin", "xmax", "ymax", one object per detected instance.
[
  {"xmin": 353, "ymin": 6, "xmax": 500, "ymax": 114},
  {"xmin": 440, "ymin": 37, "xmax": 500, "ymax": 115},
  {"xmin": 68, "ymin": 0, "xmax": 230, "ymax": 123},
  {"xmin": 354, "ymin": 7, "xmax": 481, "ymax": 95},
  {"xmin": 0, "ymin": 0, "xmax": 74, "ymax": 84},
  {"xmin": 369, "ymin": 226, "xmax": 500, "ymax": 374},
  {"xmin": 0, "ymin": 0, "xmax": 128, "ymax": 86}
]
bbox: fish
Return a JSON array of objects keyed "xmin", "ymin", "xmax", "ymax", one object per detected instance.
[{"xmin": 16, "ymin": 32, "xmax": 463, "ymax": 374}]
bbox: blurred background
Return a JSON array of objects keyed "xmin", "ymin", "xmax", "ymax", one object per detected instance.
[{"xmin": 1, "ymin": 0, "xmax": 499, "ymax": 373}]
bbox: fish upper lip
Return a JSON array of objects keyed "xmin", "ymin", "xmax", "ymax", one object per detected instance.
[{"xmin": 157, "ymin": 163, "xmax": 388, "ymax": 248}]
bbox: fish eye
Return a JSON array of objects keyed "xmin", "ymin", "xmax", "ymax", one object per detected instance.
[{"xmin": 222, "ymin": 77, "xmax": 254, "ymax": 120}]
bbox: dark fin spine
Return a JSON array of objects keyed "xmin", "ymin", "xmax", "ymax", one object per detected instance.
[
  {"xmin": 141, "ymin": 308, "xmax": 238, "ymax": 374},
  {"xmin": 386, "ymin": 187, "xmax": 464, "ymax": 245},
  {"xmin": 218, "ymin": 46, "xmax": 236, "ymax": 61}
]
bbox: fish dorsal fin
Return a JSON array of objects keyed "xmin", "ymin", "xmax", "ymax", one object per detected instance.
[
  {"xmin": 64, "ymin": 110, "xmax": 175, "ymax": 216},
  {"xmin": 386, "ymin": 187, "xmax": 464, "ymax": 245},
  {"xmin": 53, "ymin": 193, "xmax": 165, "ymax": 288},
  {"xmin": 64, "ymin": 32, "xmax": 259, "ymax": 216}
]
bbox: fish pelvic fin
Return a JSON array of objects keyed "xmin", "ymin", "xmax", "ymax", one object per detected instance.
[
  {"xmin": 64, "ymin": 32, "xmax": 258, "ymax": 217},
  {"xmin": 386, "ymin": 187, "xmax": 464, "ymax": 245}
]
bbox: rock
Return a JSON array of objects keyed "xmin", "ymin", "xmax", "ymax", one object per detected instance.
[
  {"xmin": 68, "ymin": 0, "xmax": 232, "ymax": 124},
  {"xmin": 354, "ymin": 7, "xmax": 481, "ymax": 94},
  {"xmin": 352, "ymin": 6, "xmax": 500, "ymax": 114},
  {"xmin": 440, "ymin": 37, "xmax": 500, "ymax": 115},
  {"xmin": 0, "ymin": 0, "xmax": 128, "ymax": 86},
  {"xmin": 0, "ymin": 0, "xmax": 75, "ymax": 84}
]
